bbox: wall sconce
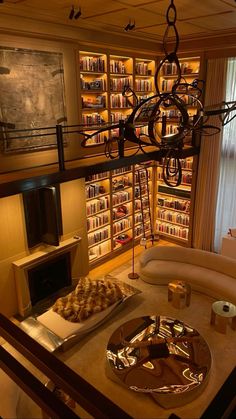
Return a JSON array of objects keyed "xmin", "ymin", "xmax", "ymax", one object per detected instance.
[
  {"xmin": 69, "ymin": 5, "xmax": 81, "ymax": 20},
  {"xmin": 124, "ymin": 19, "xmax": 135, "ymax": 32}
]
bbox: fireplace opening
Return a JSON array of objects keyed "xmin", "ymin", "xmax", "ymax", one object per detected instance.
[{"xmin": 27, "ymin": 252, "xmax": 73, "ymax": 314}]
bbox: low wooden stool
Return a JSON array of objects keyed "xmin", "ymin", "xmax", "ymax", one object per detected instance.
[
  {"xmin": 210, "ymin": 301, "xmax": 236, "ymax": 334},
  {"xmin": 168, "ymin": 280, "xmax": 191, "ymax": 309}
]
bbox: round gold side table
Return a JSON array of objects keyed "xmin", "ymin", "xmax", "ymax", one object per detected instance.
[
  {"xmin": 168, "ymin": 280, "xmax": 191, "ymax": 309},
  {"xmin": 210, "ymin": 300, "xmax": 236, "ymax": 334}
]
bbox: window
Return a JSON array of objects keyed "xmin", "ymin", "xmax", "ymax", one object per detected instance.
[{"xmin": 214, "ymin": 58, "xmax": 236, "ymax": 251}]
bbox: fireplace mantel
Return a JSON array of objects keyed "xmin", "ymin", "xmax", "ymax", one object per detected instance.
[{"xmin": 13, "ymin": 236, "xmax": 81, "ymax": 317}]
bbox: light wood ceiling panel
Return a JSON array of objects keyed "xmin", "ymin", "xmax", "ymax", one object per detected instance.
[
  {"xmin": 4, "ymin": 1, "xmax": 25, "ymax": 3},
  {"xmin": 74, "ymin": 0, "xmax": 125, "ymax": 17},
  {"xmin": 139, "ymin": 21, "xmax": 210, "ymax": 37},
  {"xmin": 5, "ymin": 0, "xmax": 122, "ymax": 15},
  {"xmin": 142, "ymin": 0, "xmax": 236, "ymax": 20},
  {"xmin": 84, "ymin": 8, "xmax": 165, "ymax": 27},
  {"xmin": 187, "ymin": 12, "xmax": 236, "ymax": 31},
  {"xmin": 114, "ymin": 0, "xmax": 163, "ymax": 6},
  {"xmin": 1, "ymin": 0, "xmax": 236, "ymax": 42}
]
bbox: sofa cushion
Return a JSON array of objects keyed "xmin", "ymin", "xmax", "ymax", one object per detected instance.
[{"xmin": 140, "ymin": 260, "xmax": 236, "ymax": 304}]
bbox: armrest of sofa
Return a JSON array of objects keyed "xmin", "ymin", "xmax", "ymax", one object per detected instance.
[{"xmin": 139, "ymin": 246, "xmax": 164, "ymax": 267}]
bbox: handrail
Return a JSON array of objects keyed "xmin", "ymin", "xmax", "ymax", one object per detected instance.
[
  {"xmin": 0, "ymin": 313, "xmax": 133, "ymax": 419},
  {"xmin": 0, "ymin": 345, "xmax": 79, "ymax": 419},
  {"xmin": 1, "ymin": 313, "xmax": 236, "ymax": 419}
]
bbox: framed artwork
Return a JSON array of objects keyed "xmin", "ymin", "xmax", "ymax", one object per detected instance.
[{"xmin": 0, "ymin": 47, "xmax": 67, "ymax": 153}]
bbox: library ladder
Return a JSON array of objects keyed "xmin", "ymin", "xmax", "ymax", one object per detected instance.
[{"xmin": 136, "ymin": 166, "xmax": 154, "ymax": 247}]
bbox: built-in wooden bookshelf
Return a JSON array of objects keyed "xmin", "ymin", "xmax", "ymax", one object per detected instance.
[
  {"xmin": 134, "ymin": 58, "xmax": 155, "ymax": 100},
  {"xmin": 85, "ymin": 164, "xmax": 154, "ymax": 266},
  {"xmin": 78, "ymin": 50, "xmax": 156, "ymax": 147},
  {"xmin": 109, "ymin": 54, "xmax": 133, "ymax": 127},
  {"xmin": 85, "ymin": 156, "xmax": 197, "ymax": 264},
  {"xmin": 155, "ymin": 157, "xmax": 195, "ymax": 244},
  {"xmin": 158, "ymin": 55, "xmax": 201, "ymax": 143},
  {"xmin": 85, "ymin": 171, "xmax": 111, "ymax": 262},
  {"xmin": 153, "ymin": 55, "xmax": 201, "ymax": 244},
  {"xmin": 111, "ymin": 165, "xmax": 133, "ymax": 253},
  {"xmin": 81, "ymin": 52, "xmax": 201, "ymax": 260},
  {"xmin": 80, "ymin": 51, "xmax": 108, "ymax": 147}
]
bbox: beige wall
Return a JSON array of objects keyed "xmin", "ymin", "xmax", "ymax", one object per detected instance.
[
  {"xmin": 60, "ymin": 178, "xmax": 89, "ymax": 278},
  {"xmin": 0, "ymin": 178, "xmax": 88, "ymax": 317}
]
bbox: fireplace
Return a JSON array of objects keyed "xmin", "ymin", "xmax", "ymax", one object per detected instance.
[
  {"xmin": 13, "ymin": 237, "xmax": 81, "ymax": 318},
  {"xmin": 28, "ymin": 252, "xmax": 71, "ymax": 307}
]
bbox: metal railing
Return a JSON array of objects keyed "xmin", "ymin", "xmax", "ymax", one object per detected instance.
[{"xmin": 0, "ymin": 312, "xmax": 133, "ymax": 419}]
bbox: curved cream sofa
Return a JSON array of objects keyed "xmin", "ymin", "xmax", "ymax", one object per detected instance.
[{"xmin": 139, "ymin": 246, "xmax": 236, "ymax": 304}]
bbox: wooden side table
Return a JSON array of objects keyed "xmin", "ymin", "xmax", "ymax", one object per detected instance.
[
  {"xmin": 168, "ymin": 280, "xmax": 191, "ymax": 309},
  {"xmin": 210, "ymin": 301, "xmax": 236, "ymax": 334}
]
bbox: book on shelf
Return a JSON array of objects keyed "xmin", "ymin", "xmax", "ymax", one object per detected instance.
[
  {"xmin": 110, "ymin": 60, "xmax": 126, "ymax": 74},
  {"xmin": 86, "ymin": 196, "xmax": 109, "ymax": 216},
  {"xmin": 110, "ymin": 77, "xmax": 132, "ymax": 91},
  {"xmin": 80, "ymin": 56, "xmax": 105, "ymax": 72},
  {"xmin": 135, "ymin": 62, "xmax": 151, "ymax": 76}
]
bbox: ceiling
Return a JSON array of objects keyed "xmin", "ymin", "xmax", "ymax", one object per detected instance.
[{"xmin": 1, "ymin": 0, "xmax": 236, "ymax": 43}]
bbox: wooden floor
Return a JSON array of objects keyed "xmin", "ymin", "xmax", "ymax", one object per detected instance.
[{"xmin": 88, "ymin": 238, "xmax": 176, "ymax": 279}]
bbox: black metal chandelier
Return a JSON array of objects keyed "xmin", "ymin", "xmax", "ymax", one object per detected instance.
[{"xmin": 79, "ymin": 0, "xmax": 236, "ymax": 187}]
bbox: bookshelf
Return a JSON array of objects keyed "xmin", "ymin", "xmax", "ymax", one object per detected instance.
[
  {"xmin": 80, "ymin": 51, "xmax": 200, "ymax": 258},
  {"xmin": 85, "ymin": 157, "xmax": 198, "ymax": 264},
  {"xmin": 78, "ymin": 50, "xmax": 156, "ymax": 147},
  {"xmin": 134, "ymin": 58, "xmax": 155, "ymax": 138},
  {"xmin": 85, "ymin": 172, "xmax": 111, "ymax": 262},
  {"xmin": 111, "ymin": 165, "xmax": 133, "ymax": 252},
  {"xmin": 80, "ymin": 51, "xmax": 108, "ymax": 147},
  {"xmin": 152, "ymin": 55, "xmax": 201, "ymax": 244},
  {"xmin": 155, "ymin": 157, "xmax": 194, "ymax": 244},
  {"xmin": 109, "ymin": 54, "xmax": 133, "ymax": 143},
  {"xmin": 134, "ymin": 58, "xmax": 155, "ymax": 99},
  {"xmin": 158, "ymin": 55, "xmax": 201, "ymax": 143},
  {"xmin": 85, "ymin": 164, "xmax": 155, "ymax": 266}
]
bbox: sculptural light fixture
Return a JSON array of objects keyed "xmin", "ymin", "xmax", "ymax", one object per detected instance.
[{"xmin": 79, "ymin": 0, "xmax": 236, "ymax": 187}]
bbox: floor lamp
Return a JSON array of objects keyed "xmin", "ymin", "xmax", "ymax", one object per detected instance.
[{"xmin": 128, "ymin": 236, "xmax": 139, "ymax": 280}]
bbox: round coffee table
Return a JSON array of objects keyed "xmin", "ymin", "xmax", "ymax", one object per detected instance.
[
  {"xmin": 210, "ymin": 300, "xmax": 236, "ymax": 334},
  {"xmin": 106, "ymin": 315, "xmax": 211, "ymax": 408}
]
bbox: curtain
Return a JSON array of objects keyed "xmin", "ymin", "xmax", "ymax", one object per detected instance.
[
  {"xmin": 192, "ymin": 58, "xmax": 227, "ymax": 251},
  {"xmin": 214, "ymin": 58, "xmax": 236, "ymax": 252}
]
